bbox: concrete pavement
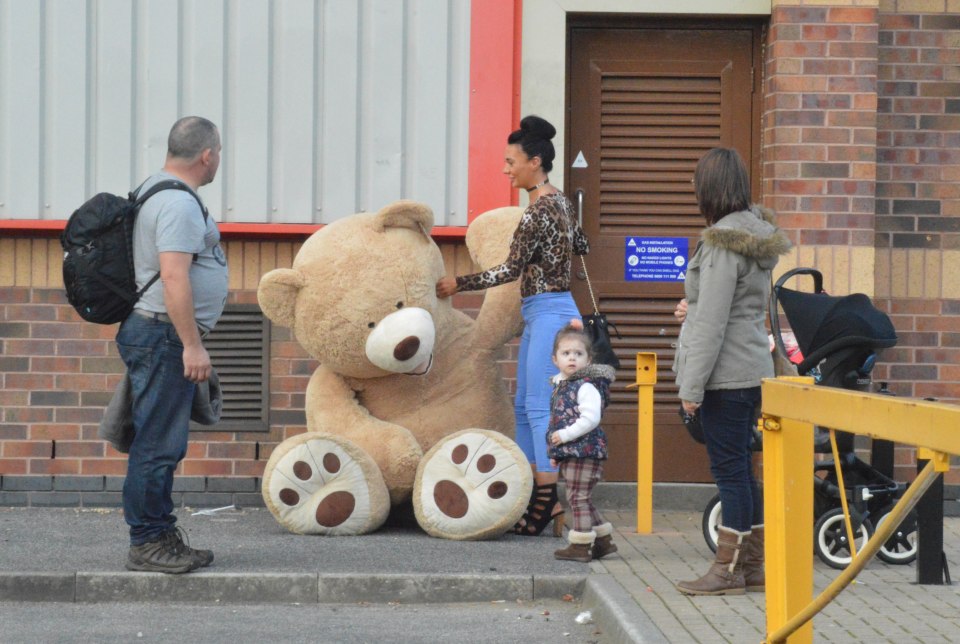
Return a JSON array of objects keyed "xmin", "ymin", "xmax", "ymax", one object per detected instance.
[{"xmin": 0, "ymin": 505, "xmax": 957, "ymax": 642}]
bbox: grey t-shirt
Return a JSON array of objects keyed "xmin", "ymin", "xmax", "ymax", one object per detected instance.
[{"xmin": 131, "ymin": 171, "xmax": 229, "ymax": 331}]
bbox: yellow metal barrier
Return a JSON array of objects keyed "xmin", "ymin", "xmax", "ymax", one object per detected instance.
[
  {"xmin": 761, "ymin": 378, "xmax": 960, "ymax": 643},
  {"xmin": 629, "ymin": 352, "xmax": 657, "ymax": 534}
]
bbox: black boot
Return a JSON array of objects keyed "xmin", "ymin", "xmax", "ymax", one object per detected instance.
[{"xmin": 513, "ymin": 484, "xmax": 564, "ymax": 537}]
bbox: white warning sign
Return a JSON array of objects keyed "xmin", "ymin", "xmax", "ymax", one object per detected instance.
[{"xmin": 572, "ymin": 151, "xmax": 588, "ymax": 168}]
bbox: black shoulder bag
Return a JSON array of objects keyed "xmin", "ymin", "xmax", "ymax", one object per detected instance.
[{"xmin": 579, "ymin": 255, "xmax": 621, "ymax": 369}]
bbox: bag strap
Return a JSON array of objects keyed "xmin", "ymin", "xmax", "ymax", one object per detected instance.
[
  {"xmin": 130, "ymin": 179, "xmax": 210, "ymax": 298},
  {"xmin": 579, "ymin": 255, "xmax": 600, "ymax": 316},
  {"xmin": 132, "ymin": 179, "xmax": 208, "ymax": 222},
  {"xmin": 579, "ymin": 255, "xmax": 621, "ymax": 338}
]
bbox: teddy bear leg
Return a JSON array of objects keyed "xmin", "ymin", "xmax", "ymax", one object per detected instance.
[
  {"xmin": 262, "ymin": 432, "xmax": 390, "ymax": 535},
  {"xmin": 413, "ymin": 429, "xmax": 534, "ymax": 540}
]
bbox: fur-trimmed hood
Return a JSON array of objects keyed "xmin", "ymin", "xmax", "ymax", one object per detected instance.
[
  {"xmin": 552, "ymin": 363, "xmax": 617, "ymax": 384},
  {"xmin": 702, "ymin": 205, "xmax": 792, "ymax": 269}
]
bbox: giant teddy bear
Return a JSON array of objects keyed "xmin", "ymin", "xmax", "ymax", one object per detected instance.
[{"xmin": 257, "ymin": 200, "xmax": 533, "ymax": 540}]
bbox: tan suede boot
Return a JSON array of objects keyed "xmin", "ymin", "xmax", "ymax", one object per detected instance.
[
  {"xmin": 592, "ymin": 522, "xmax": 618, "ymax": 559},
  {"xmin": 554, "ymin": 530, "xmax": 595, "ymax": 563},
  {"xmin": 741, "ymin": 524, "xmax": 765, "ymax": 592},
  {"xmin": 676, "ymin": 526, "xmax": 748, "ymax": 596}
]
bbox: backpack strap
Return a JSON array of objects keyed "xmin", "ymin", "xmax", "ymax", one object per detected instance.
[
  {"xmin": 132, "ymin": 179, "xmax": 209, "ymax": 222},
  {"xmin": 130, "ymin": 179, "xmax": 210, "ymax": 298}
]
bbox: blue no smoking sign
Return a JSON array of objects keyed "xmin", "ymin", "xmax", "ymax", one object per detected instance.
[{"xmin": 624, "ymin": 237, "xmax": 689, "ymax": 282}]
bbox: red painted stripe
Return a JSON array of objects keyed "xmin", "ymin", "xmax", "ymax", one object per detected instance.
[
  {"xmin": 468, "ymin": 0, "xmax": 522, "ymax": 221},
  {"xmin": 0, "ymin": 219, "xmax": 467, "ymax": 241}
]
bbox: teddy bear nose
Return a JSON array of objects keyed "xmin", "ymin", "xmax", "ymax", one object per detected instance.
[{"xmin": 393, "ymin": 336, "xmax": 421, "ymax": 361}]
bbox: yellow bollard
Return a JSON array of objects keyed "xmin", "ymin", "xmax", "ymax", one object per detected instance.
[
  {"xmin": 634, "ymin": 352, "xmax": 657, "ymax": 534},
  {"xmin": 762, "ymin": 376, "xmax": 816, "ymax": 644}
]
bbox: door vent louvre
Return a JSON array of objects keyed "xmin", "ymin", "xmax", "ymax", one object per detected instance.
[{"xmin": 600, "ymin": 73, "xmax": 723, "ymax": 234}]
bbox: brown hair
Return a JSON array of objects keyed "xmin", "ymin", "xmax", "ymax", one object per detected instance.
[
  {"xmin": 552, "ymin": 324, "xmax": 593, "ymax": 359},
  {"xmin": 693, "ymin": 147, "xmax": 751, "ymax": 224}
]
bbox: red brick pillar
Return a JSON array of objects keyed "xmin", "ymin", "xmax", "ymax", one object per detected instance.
[{"xmin": 764, "ymin": 3, "xmax": 880, "ymax": 295}]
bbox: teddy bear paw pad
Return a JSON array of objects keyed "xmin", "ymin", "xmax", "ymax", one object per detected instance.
[
  {"xmin": 262, "ymin": 432, "xmax": 390, "ymax": 535},
  {"xmin": 413, "ymin": 429, "xmax": 533, "ymax": 540}
]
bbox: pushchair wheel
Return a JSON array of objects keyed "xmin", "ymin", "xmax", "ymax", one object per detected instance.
[
  {"xmin": 701, "ymin": 493, "xmax": 722, "ymax": 553},
  {"xmin": 814, "ymin": 507, "xmax": 873, "ymax": 570},
  {"xmin": 875, "ymin": 509, "xmax": 918, "ymax": 565}
]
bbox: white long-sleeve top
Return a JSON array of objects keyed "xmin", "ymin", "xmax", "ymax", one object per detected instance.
[{"xmin": 551, "ymin": 373, "xmax": 603, "ymax": 444}]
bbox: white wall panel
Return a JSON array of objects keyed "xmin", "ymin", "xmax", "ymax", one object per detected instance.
[
  {"xmin": 319, "ymin": 0, "xmax": 360, "ymax": 221},
  {"xmin": 225, "ymin": 0, "xmax": 271, "ymax": 222},
  {"xmin": 405, "ymin": 0, "xmax": 449, "ymax": 217},
  {"xmin": 445, "ymin": 0, "xmax": 469, "ymax": 224},
  {"xmin": 0, "ymin": 1, "xmax": 42, "ymax": 218},
  {"xmin": 271, "ymin": 0, "xmax": 316, "ymax": 223},
  {"xmin": 92, "ymin": 0, "xmax": 136, "ymax": 194},
  {"xmin": 182, "ymin": 0, "xmax": 227, "ymax": 217},
  {"xmin": 0, "ymin": 0, "xmax": 471, "ymax": 226},
  {"xmin": 44, "ymin": 1, "xmax": 88, "ymax": 218},
  {"xmin": 136, "ymin": 0, "xmax": 181, "ymax": 181},
  {"xmin": 360, "ymin": 0, "xmax": 404, "ymax": 211}
]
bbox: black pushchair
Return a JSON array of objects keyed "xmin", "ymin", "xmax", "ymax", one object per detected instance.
[{"xmin": 699, "ymin": 268, "xmax": 916, "ymax": 569}]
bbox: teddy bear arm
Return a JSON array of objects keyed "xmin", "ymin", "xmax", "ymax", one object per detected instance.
[
  {"xmin": 306, "ymin": 366, "xmax": 423, "ymax": 503},
  {"xmin": 464, "ymin": 207, "xmax": 525, "ymax": 349}
]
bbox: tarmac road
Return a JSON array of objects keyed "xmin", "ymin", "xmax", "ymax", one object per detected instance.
[{"xmin": 0, "ymin": 599, "xmax": 607, "ymax": 644}]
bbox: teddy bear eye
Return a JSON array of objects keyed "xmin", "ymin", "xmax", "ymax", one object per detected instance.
[
  {"xmin": 368, "ymin": 322, "xmax": 376, "ymax": 329},
  {"xmin": 396, "ymin": 302, "xmax": 404, "ymax": 309}
]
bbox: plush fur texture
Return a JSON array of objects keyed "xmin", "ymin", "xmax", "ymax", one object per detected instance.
[
  {"xmin": 701, "ymin": 205, "xmax": 792, "ymax": 262},
  {"xmin": 258, "ymin": 201, "xmax": 533, "ymax": 538}
]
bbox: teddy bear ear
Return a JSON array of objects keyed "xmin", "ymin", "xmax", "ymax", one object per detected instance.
[
  {"xmin": 257, "ymin": 268, "xmax": 304, "ymax": 328},
  {"xmin": 373, "ymin": 200, "xmax": 434, "ymax": 236}
]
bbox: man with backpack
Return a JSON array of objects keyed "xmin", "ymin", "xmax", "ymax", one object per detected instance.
[{"xmin": 118, "ymin": 116, "xmax": 228, "ymax": 573}]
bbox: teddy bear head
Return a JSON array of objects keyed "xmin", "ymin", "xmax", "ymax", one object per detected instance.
[{"xmin": 258, "ymin": 201, "xmax": 448, "ymax": 379}]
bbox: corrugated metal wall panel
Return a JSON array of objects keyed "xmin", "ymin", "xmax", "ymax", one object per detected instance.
[{"xmin": 0, "ymin": 0, "xmax": 470, "ymax": 226}]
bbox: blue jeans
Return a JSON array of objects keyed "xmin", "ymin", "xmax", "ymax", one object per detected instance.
[
  {"xmin": 701, "ymin": 387, "xmax": 762, "ymax": 533},
  {"xmin": 116, "ymin": 314, "xmax": 196, "ymax": 545},
  {"xmin": 514, "ymin": 292, "xmax": 580, "ymax": 473}
]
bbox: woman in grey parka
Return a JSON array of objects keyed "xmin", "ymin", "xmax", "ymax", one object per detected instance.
[{"xmin": 674, "ymin": 148, "xmax": 791, "ymax": 596}]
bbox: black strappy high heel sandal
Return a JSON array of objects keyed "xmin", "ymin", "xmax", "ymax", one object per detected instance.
[{"xmin": 513, "ymin": 483, "xmax": 565, "ymax": 537}]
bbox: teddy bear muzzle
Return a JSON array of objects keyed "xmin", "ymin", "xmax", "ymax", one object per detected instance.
[{"xmin": 364, "ymin": 307, "xmax": 436, "ymax": 375}]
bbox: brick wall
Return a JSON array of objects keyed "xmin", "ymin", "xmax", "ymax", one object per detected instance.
[
  {"xmin": 0, "ymin": 287, "xmax": 303, "ymax": 504},
  {"xmin": 764, "ymin": 1, "xmax": 959, "ymax": 484},
  {"xmin": 764, "ymin": 3, "xmax": 880, "ymax": 296},
  {"xmin": 872, "ymin": 4, "xmax": 960, "ymax": 483}
]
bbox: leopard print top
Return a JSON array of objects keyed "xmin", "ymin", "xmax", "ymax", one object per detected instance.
[{"xmin": 456, "ymin": 193, "xmax": 589, "ymax": 298}]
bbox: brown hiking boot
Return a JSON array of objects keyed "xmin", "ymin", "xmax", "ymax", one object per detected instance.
[
  {"xmin": 554, "ymin": 530, "xmax": 595, "ymax": 563},
  {"xmin": 741, "ymin": 524, "xmax": 764, "ymax": 592},
  {"xmin": 592, "ymin": 522, "xmax": 618, "ymax": 559},
  {"xmin": 126, "ymin": 532, "xmax": 199, "ymax": 574},
  {"xmin": 167, "ymin": 527, "xmax": 214, "ymax": 568},
  {"xmin": 676, "ymin": 526, "xmax": 748, "ymax": 596}
]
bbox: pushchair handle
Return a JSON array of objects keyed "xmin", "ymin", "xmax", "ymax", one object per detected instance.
[
  {"xmin": 770, "ymin": 268, "xmax": 824, "ymax": 366},
  {"xmin": 774, "ymin": 268, "xmax": 823, "ymax": 293}
]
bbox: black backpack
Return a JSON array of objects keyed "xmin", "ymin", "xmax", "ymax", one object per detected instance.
[{"xmin": 61, "ymin": 180, "xmax": 207, "ymax": 324}]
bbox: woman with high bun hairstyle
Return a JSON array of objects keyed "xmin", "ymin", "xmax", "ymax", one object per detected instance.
[{"xmin": 437, "ymin": 115, "xmax": 589, "ymax": 537}]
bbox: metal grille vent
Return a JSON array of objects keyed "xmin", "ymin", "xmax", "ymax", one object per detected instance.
[
  {"xmin": 600, "ymin": 73, "xmax": 722, "ymax": 232},
  {"xmin": 193, "ymin": 304, "xmax": 270, "ymax": 432}
]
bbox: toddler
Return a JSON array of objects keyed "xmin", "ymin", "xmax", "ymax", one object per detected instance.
[{"xmin": 547, "ymin": 324, "xmax": 617, "ymax": 562}]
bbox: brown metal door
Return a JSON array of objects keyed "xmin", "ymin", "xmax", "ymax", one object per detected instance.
[{"xmin": 567, "ymin": 21, "xmax": 763, "ymax": 482}]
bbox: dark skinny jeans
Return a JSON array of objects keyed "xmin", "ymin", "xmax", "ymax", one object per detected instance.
[{"xmin": 700, "ymin": 386, "xmax": 762, "ymax": 533}]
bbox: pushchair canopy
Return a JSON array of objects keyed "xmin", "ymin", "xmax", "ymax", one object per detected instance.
[{"xmin": 772, "ymin": 269, "xmax": 898, "ymax": 375}]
